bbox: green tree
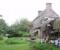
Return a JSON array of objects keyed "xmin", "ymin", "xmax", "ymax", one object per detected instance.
[
  {"xmin": 10, "ymin": 18, "xmax": 31, "ymax": 37},
  {"xmin": 53, "ymin": 18, "xmax": 60, "ymax": 29},
  {"xmin": 19, "ymin": 19, "xmax": 31, "ymax": 32},
  {"xmin": 0, "ymin": 19, "xmax": 8, "ymax": 35}
]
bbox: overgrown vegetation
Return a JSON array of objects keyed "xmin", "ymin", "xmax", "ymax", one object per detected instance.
[
  {"xmin": 0, "ymin": 38, "xmax": 60, "ymax": 50},
  {"xmin": 0, "ymin": 18, "xmax": 31, "ymax": 37},
  {"xmin": 5, "ymin": 38, "xmax": 29, "ymax": 44},
  {"xmin": 7, "ymin": 18, "xmax": 31, "ymax": 37},
  {"xmin": 32, "ymin": 42, "xmax": 53, "ymax": 50},
  {"xmin": 0, "ymin": 17, "xmax": 60, "ymax": 50},
  {"xmin": 32, "ymin": 42, "xmax": 60, "ymax": 50},
  {"xmin": 0, "ymin": 37, "xmax": 31, "ymax": 50}
]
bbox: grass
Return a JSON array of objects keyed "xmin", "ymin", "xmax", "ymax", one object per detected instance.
[
  {"xmin": 0, "ymin": 37, "xmax": 31, "ymax": 50},
  {"xmin": 0, "ymin": 37, "xmax": 60, "ymax": 50},
  {"xmin": 0, "ymin": 44, "xmax": 30, "ymax": 50},
  {"xmin": 32, "ymin": 39, "xmax": 60, "ymax": 50},
  {"xmin": 5, "ymin": 37, "xmax": 29, "ymax": 44}
]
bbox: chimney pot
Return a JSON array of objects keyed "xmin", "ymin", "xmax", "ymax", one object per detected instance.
[{"xmin": 46, "ymin": 3, "xmax": 52, "ymax": 9}]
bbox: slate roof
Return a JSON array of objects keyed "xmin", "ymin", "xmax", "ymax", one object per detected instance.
[{"xmin": 33, "ymin": 8, "xmax": 59, "ymax": 22}]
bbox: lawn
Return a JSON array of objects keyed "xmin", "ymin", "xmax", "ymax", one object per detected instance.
[
  {"xmin": 0, "ymin": 37, "xmax": 60, "ymax": 50},
  {"xmin": 0, "ymin": 37, "xmax": 31, "ymax": 50},
  {"xmin": 0, "ymin": 44, "xmax": 30, "ymax": 50}
]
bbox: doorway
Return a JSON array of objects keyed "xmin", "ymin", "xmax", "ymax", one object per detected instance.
[{"xmin": 34, "ymin": 31, "xmax": 38, "ymax": 38}]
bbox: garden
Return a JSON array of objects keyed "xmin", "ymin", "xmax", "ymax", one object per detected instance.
[
  {"xmin": 0, "ymin": 37, "xmax": 60, "ymax": 50},
  {"xmin": 0, "ymin": 37, "xmax": 31, "ymax": 50},
  {"xmin": 0, "ymin": 17, "xmax": 60, "ymax": 50}
]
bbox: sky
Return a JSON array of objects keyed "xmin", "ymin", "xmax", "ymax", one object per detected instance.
[{"xmin": 0, "ymin": 0, "xmax": 60, "ymax": 25}]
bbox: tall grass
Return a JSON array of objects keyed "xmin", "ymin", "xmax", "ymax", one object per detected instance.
[{"xmin": 5, "ymin": 37, "xmax": 30, "ymax": 44}]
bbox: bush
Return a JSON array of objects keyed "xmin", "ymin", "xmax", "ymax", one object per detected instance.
[
  {"xmin": 32, "ymin": 42, "xmax": 53, "ymax": 50},
  {"xmin": 8, "ymin": 34, "xmax": 23, "ymax": 38},
  {"xmin": 18, "ymin": 31, "xmax": 30, "ymax": 37},
  {"xmin": 0, "ymin": 36, "xmax": 3, "ymax": 40},
  {"xmin": 5, "ymin": 38, "xmax": 29, "ymax": 44}
]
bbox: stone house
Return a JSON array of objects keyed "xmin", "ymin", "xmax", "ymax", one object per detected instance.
[{"xmin": 30, "ymin": 3, "xmax": 60, "ymax": 41}]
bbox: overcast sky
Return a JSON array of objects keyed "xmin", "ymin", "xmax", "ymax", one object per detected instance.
[{"xmin": 0, "ymin": 0, "xmax": 60, "ymax": 25}]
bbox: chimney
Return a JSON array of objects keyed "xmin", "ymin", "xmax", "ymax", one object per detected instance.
[{"xmin": 46, "ymin": 3, "xmax": 52, "ymax": 9}]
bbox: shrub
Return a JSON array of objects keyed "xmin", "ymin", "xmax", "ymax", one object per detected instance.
[
  {"xmin": 7, "ymin": 31, "xmax": 30, "ymax": 37},
  {"xmin": 8, "ymin": 33, "xmax": 23, "ymax": 38},
  {"xmin": 32, "ymin": 42, "xmax": 53, "ymax": 50},
  {"xmin": 18, "ymin": 31, "xmax": 30, "ymax": 37},
  {"xmin": 5, "ymin": 38, "xmax": 29, "ymax": 44},
  {"xmin": 0, "ymin": 36, "xmax": 3, "ymax": 40}
]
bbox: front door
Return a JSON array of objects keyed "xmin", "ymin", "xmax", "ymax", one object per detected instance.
[{"xmin": 34, "ymin": 31, "xmax": 38, "ymax": 38}]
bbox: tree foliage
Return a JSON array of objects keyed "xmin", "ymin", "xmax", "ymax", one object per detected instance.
[
  {"xmin": 0, "ymin": 19, "xmax": 8, "ymax": 35},
  {"xmin": 8, "ymin": 18, "xmax": 31, "ymax": 37},
  {"xmin": 19, "ymin": 19, "xmax": 31, "ymax": 32},
  {"xmin": 53, "ymin": 18, "xmax": 60, "ymax": 29},
  {"xmin": 0, "ymin": 18, "xmax": 31, "ymax": 37}
]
